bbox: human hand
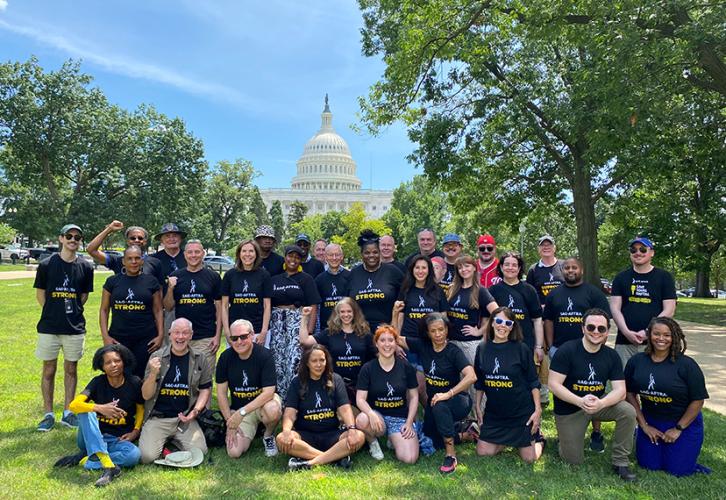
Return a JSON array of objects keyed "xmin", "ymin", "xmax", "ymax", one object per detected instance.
[
  {"xmin": 393, "ymin": 301, "xmax": 405, "ymax": 313},
  {"xmin": 462, "ymin": 325, "xmax": 480, "ymax": 337},
  {"xmin": 369, "ymin": 412, "xmax": 384, "ymax": 434},
  {"xmin": 400, "ymin": 421, "xmax": 416, "ymax": 440},
  {"xmin": 527, "ymin": 409, "xmax": 542, "ymax": 434},
  {"xmin": 430, "ymin": 390, "xmax": 452, "ymax": 406},
  {"xmin": 94, "ymin": 400, "xmax": 126, "ymax": 420},
  {"xmin": 534, "ymin": 347, "xmax": 544, "ymax": 364},
  {"xmin": 108, "ymin": 220, "xmax": 124, "ymax": 232},
  {"xmin": 102, "ymin": 335, "xmax": 119, "ymax": 346},
  {"xmin": 395, "ymin": 345, "xmax": 407, "ymax": 359},
  {"xmin": 147, "ymin": 336, "xmax": 163, "ymax": 353},
  {"xmin": 226, "ymin": 411, "xmax": 243, "ymax": 431},
  {"xmin": 167, "ymin": 276, "xmax": 177, "ymax": 289},
  {"xmin": 301, "ymin": 306, "xmax": 312, "ymax": 317},
  {"xmin": 633, "ymin": 330, "xmax": 647, "ymax": 344},
  {"xmin": 119, "ymin": 428, "xmax": 140, "ymax": 442},
  {"xmin": 148, "ymin": 356, "xmax": 162, "ymax": 375},
  {"xmin": 642, "ymin": 423, "xmax": 664, "ymax": 444},
  {"xmin": 255, "ymin": 332, "xmax": 267, "ymax": 345},
  {"xmin": 177, "ymin": 408, "xmax": 199, "ymax": 423},
  {"xmin": 278, "ymin": 430, "xmax": 294, "ymax": 453},
  {"xmin": 663, "ymin": 428, "xmax": 682, "ymax": 443},
  {"xmin": 209, "ymin": 336, "xmax": 220, "ymax": 353},
  {"xmin": 581, "ymin": 395, "xmax": 602, "ymax": 414},
  {"xmin": 346, "ymin": 429, "xmax": 361, "ymax": 450}
]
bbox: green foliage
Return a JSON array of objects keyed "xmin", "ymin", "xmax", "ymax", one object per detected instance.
[
  {"xmin": 286, "ymin": 213, "xmax": 324, "ymax": 246},
  {"xmin": 286, "ymin": 200, "xmax": 309, "ymax": 239},
  {"xmin": 0, "ymin": 222, "xmax": 16, "ymax": 244},
  {"xmin": 334, "ymin": 203, "xmax": 390, "ymax": 261},
  {"xmin": 268, "ymin": 200, "xmax": 285, "ymax": 242}
]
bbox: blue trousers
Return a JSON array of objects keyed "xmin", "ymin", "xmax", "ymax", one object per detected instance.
[
  {"xmin": 636, "ymin": 412, "xmax": 709, "ymax": 477},
  {"xmin": 76, "ymin": 412, "xmax": 141, "ymax": 469}
]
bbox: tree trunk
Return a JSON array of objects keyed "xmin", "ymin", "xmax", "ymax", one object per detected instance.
[
  {"xmin": 694, "ymin": 266, "xmax": 711, "ymax": 298},
  {"xmin": 570, "ymin": 157, "xmax": 600, "ymax": 286}
]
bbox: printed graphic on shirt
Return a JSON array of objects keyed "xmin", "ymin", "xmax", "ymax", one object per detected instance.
[
  {"xmin": 629, "ymin": 277, "xmax": 654, "ymax": 304},
  {"xmin": 483, "ymin": 356, "xmax": 514, "ymax": 389}
]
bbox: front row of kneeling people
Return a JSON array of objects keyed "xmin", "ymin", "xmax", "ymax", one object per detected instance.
[{"xmin": 56, "ymin": 305, "xmax": 709, "ymax": 486}]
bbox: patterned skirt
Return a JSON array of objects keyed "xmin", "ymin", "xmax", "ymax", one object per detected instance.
[{"xmin": 269, "ymin": 307, "xmax": 303, "ymax": 402}]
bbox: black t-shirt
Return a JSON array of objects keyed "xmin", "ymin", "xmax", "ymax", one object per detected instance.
[
  {"xmin": 543, "ymin": 283, "xmax": 611, "ymax": 347},
  {"xmin": 349, "ymin": 263, "xmax": 403, "ymax": 330},
  {"xmin": 488, "ymin": 281, "xmax": 543, "ymax": 349},
  {"xmin": 386, "ymin": 260, "xmax": 407, "ymax": 275},
  {"xmin": 526, "ymin": 260, "xmax": 565, "ymax": 305},
  {"xmin": 314, "ymin": 330, "xmax": 376, "ymax": 383},
  {"xmin": 221, "ymin": 268, "xmax": 272, "ymax": 333},
  {"xmin": 474, "ymin": 341, "xmax": 540, "ymax": 426},
  {"xmin": 357, "ymin": 358, "xmax": 418, "ymax": 418},
  {"xmin": 154, "ymin": 352, "xmax": 191, "ymax": 418},
  {"xmin": 611, "ymin": 267, "xmax": 677, "ymax": 344},
  {"xmin": 170, "ymin": 267, "xmax": 222, "ymax": 339},
  {"xmin": 407, "ymin": 338, "xmax": 470, "ymax": 400},
  {"xmin": 106, "ymin": 253, "xmax": 164, "ymax": 286},
  {"xmin": 82, "ymin": 374, "xmax": 143, "ymax": 436},
  {"xmin": 215, "ymin": 344, "xmax": 277, "ymax": 410},
  {"xmin": 103, "ymin": 273, "xmax": 160, "ymax": 339},
  {"xmin": 286, "ymin": 373, "xmax": 349, "ymax": 433},
  {"xmin": 34, "ymin": 254, "xmax": 94, "ymax": 335},
  {"xmin": 439, "ymin": 263, "xmax": 457, "ymax": 294},
  {"xmin": 150, "ymin": 249, "xmax": 187, "ymax": 294},
  {"xmin": 404, "ymin": 249, "xmax": 444, "ymax": 269},
  {"xmin": 550, "ymin": 340, "xmax": 624, "ymax": 415},
  {"xmin": 270, "ymin": 272, "xmax": 321, "ymax": 307},
  {"xmin": 261, "ymin": 252, "xmax": 285, "ymax": 277},
  {"xmin": 447, "ymin": 286, "xmax": 496, "ymax": 342},
  {"xmin": 624, "ymin": 353, "xmax": 708, "ymax": 421},
  {"xmin": 398, "ymin": 285, "xmax": 448, "ymax": 338},
  {"xmin": 315, "ymin": 269, "xmax": 352, "ymax": 327},
  {"xmin": 301, "ymin": 258, "xmax": 325, "ymax": 278}
]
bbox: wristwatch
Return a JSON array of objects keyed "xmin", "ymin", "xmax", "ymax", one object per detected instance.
[
  {"xmin": 238, "ymin": 408, "xmax": 247, "ymax": 417},
  {"xmin": 675, "ymin": 423, "xmax": 685, "ymax": 431}
]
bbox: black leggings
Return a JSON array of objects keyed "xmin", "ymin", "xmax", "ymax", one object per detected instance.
[
  {"xmin": 423, "ymin": 393, "xmax": 472, "ymax": 449},
  {"xmin": 114, "ymin": 335, "xmax": 155, "ymax": 378}
]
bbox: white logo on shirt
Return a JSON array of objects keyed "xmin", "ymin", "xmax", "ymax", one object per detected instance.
[
  {"xmin": 125, "ymin": 288, "xmax": 135, "ymax": 301},
  {"xmin": 62, "ymin": 274, "xmax": 70, "ymax": 288},
  {"xmin": 549, "ymin": 273, "xmax": 555, "ymax": 281},
  {"xmin": 453, "ymin": 295, "xmax": 461, "ymax": 308},
  {"xmin": 386, "ymin": 382, "xmax": 395, "ymax": 396},
  {"xmin": 190, "ymin": 279, "xmax": 197, "ymax": 294},
  {"xmin": 314, "ymin": 391, "xmax": 322, "ymax": 408},
  {"xmin": 331, "ymin": 283, "xmax": 338, "ymax": 296},
  {"xmin": 648, "ymin": 373, "xmax": 655, "ymax": 391},
  {"xmin": 446, "ymin": 271, "xmax": 452, "ymax": 282},
  {"xmin": 493, "ymin": 357, "xmax": 500, "ymax": 374},
  {"xmin": 367, "ymin": 279, "xmax": 374, "ymax": 290},
  {"xmin": 507, "ymin": 294, "xmax": 515, "ymax": 308},
  {"xmin": 242, "ymin": 280, "xmax": 249, "ymax": 293},
  {"xmin": 567, "ymin": 297, "xmax": 574, "ymax": 312},
  {"xmin": 242, "ymin": 370, "xmax": 249, "ymax": 386},
  {"xmin": 345, "ymin": 341, "xmax": 352, "ymax": 356},
  {"xmin": 418, "ymin": 295, "xmax": 426, "ymax": 308},
  {"xmin": 429, "ymin": 360, "xmax": 437, "ymax": 377},
  {"xmin": 588, "ymin": 363, "xmax": 596, "ymax": 381},
  {"xmin": 174, "ymin": 365, "xmax": 182, "ymax": 383}
]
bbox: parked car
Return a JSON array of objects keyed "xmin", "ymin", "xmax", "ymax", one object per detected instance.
[
  {"xmin": 204, "ymin": 255, "xmax": 234, "ymax": 273},
  {"xmin": 682, "ymin": 287, "xmax": 696, "ymax": 297},
  {"xmin": 76, "ymin": 252, "xmax": 98, "ymax": 269},
  {"xmin": 676, "ymin": 290, "xmax": 688, "ymax": 298},
  {"xmin": 0, "ymin": 244, "xmax": 30, "ymax": 264},
  {"xmin": 29, "ymin": 246, "xmax": 60, "ymax": 262},
  {"xmin": 711, "ymin": 289, "xmax": 726, "ymax": 299}
]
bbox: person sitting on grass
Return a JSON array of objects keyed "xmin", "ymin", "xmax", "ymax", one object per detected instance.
[
  {"xmin": 276, "ymin": 344, "xmax": 365, "ymax": 471},
  {"xmin": 54, "ymin": 344, "xmax": 143, "ymax": 488},
  {"xmin": 216, "ymin": 319, "xmax": 283, "ymax": 459}
]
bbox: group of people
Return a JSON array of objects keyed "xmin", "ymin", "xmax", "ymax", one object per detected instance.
[{"xmin": 34, "ymin": 222, "xmax": 709, "ymax": 486}]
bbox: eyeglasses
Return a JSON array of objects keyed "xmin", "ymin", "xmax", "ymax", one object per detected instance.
[
  {"xmin": 629, "ymin": 246, "xmax": 648, "ymax": 254},
  {"xmin": 128, "ymin": 236, "xmax": 146, "ymax": 242},
  {"xmin": 63, "ymin": 233, "xmax": 82, "ymax": 241},
  {"xmin": 230, "ymin": 334, "xmax": 252, "ymax": 342},
  {"xmin": 494, "ymin": 317, "xmax": 514, "ymax": 327},
  {"xmin": 584, "ymin": 324, "xmax": 608, "ymax": 333},
  {"xmin": 478, "ymin": 246, "xmax": 495, "ymax": 252}
]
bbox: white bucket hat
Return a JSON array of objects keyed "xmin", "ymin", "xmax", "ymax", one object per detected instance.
[{"xmin": 154, "ymin": 448, "xmax": 204, "ymax": 468}]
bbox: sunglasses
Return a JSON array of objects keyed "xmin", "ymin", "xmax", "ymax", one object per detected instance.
[
  {"xmin": 128, "ymin": 236, "xmax": 146, "ymax": 242},
  {"xmin": 494, "ymin": 317, "xmax": 514, "ymax": 327},
  {"xmin": 478, "ymin": 246, "xmax": 495, "ymax": 252},
  {"xmin": 629, "ymin": 246, "xmax": 648, "ymax": 254},
  {"xmin": 584, "ymin": 324, "xmax": 608, "ymax": 334},
  {"xmin": 230, "ymin": 334, "xmax": 252, "ymax": 342},
  {"xmin": 64, "ymin": 233, "xmax": 82, "ymax": 241}
]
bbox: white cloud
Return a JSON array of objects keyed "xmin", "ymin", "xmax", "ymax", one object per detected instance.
[
  {"xmin": 0, "ymin": 17, "xmax": 256, "ymax": 110},
  {"xmin": 0, "ymin": 1, "xmax": 8, "ymax": 12}
]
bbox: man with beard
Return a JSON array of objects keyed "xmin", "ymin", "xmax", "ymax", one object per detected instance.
[
  {"xmin": 255, "ymin": 225, "xmax": 285, "ymax": 277},
  {"xmin": 440, "ymin": 234, "xmax": 463, "ymax": 293},
  {"xmin": 151, "ymin": 223, "xmax": 188, "ymax": 334},
  {"xmin": 475, "ymin": 234, "xmax": 501, "ymax": 288}
]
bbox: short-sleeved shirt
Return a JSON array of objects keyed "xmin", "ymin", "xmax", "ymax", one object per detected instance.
[
  {"xmin": 106, "ymin": 253, "xmax": 164, "ymax": 285},
  {"xmin": 313, "ymin": 329, "xmax": 376, "ymax": 383},
  {"xmin": 34, "ymin": 253, "xmax": 94, "ymax": 335},
  {"xmin": 170, "ymin": 267, "xmax": 222, "ymax": 339},
  {"xmin": 624, "ymin": 352, "xmax": 708, "ymax": 421},
  {"xmin": 611, "ymin": 267, "xmax": 677, "ymax": 344},
  {"xmin": 398, "ymin": 285, "xmax": 448, "ymax": 339},
  {"xmin": 82, "ymin": 374, "xmax": 142, "ymax": 436},
  {"xmin": 439, "ymin": 263, "xmax": 457, "ymax": 293},
  {"xmin": 221, "ymin": 268, "xmax": 272, "ymax": 333},
  {"xmin": 357, "ymin": 358, "xmax": 418, "ymax": 418},
  {"xmin": 270, "ymin": 272, "xmax": 321, "ymax": 307},
  {"xmin": 301, "ymin": 258, "xmax": 325, "ymax": 278},
  {"xmin": 103, "ymin": 273, "xmax": 160, "ymax": 339},
  {"xmin": 315, "ymin": 269, "xmax": 351, "ymax": 327},
  {"xmin": 285, "ymin": 373, "xmax": 349, "ymax": 433},
  {"xmin": 543, "ymin": 283, "xmax": 611, "ymax": 347},
  {"xmin": 526, "ymin": 260, "xmax": 565, "ymax": 305},
  {"xmin": 407, "ymin": 338, "xmax": 470, "ymax": 400},
  {"xmin": 150, "ymin": 249, "xmax": 187, "ymax": 294},
  {"xmin": 386, "ymin": 260, "xmax": 407, "ymax": 275},
  {"xmin": 488, "ymin": 281, "xmax": 543, "ymax": 349},
  {"xmin": 348, "ymin": 263, "xmax": 403, "ymax": 330},
  {"xmin": 447, "ymin": 286, "xmax": 496, "ymax": 342},
  {"xmin": 550, "ymin": 340, "xmax": 624, "ymax": 415},
  {"xmin": 215, "ymin": 344, "xmax": 277, "ymax": 410},
  {"xmin": 474, "ymin": 341, "xmax": 540, "ymax": 426},
  {"xmin": 154, "ymin": 352, "xmax": 191, "ymax": 418},
  {"xmin": 261, "ymin": 252, "xmax": 285, "ymax": 277}
]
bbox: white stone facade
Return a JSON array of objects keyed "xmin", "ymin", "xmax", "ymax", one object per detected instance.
[{"xmin": 259, "ymin": 96, "xmax": 392, "ymax": 220}]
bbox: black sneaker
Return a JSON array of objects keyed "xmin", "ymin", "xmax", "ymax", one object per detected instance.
[
  {"xmin": 439, "ymin": 455, "xmax": 457, "ymax": 474},
  {"xmin": 37, "ymin": 413, "xmax": 55, "ymax": 432},
  {"xmin": 590, "ymin": 431, "xmax": 605, "ymax": 453},
  {"xmin": 54, "ymin": 452, "xmax": 85, "ymax": 468},
  {"xmin": 287, "ymin": 457, "xmax": 311, "ymax": 472},
  {"xmin": 95, "ymin": 466, "xmax": 121, "ymax": 487},
  {"xmin": 613, "ymin": 465, "xmax": 637, "ymax": 482},
  {"xmin": 336, "ymin": 456, "xmax": 352, "ymax": 470}
]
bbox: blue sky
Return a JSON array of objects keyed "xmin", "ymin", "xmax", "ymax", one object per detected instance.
[{"xmin": 0, "ymin": 0, "xmax": 419, "ymax": 190}]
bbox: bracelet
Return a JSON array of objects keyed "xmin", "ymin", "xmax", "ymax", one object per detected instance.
[
  {"xmin": 535, "ymin": 345, "xmax": 544, "ymax": 349},
  {"xmin": 448, "ymin": 390, "xmax": 454, "ymax": 398},
  {"xmin": 347, "ymin": 425, "xmax": 357, "ymax": 430}
]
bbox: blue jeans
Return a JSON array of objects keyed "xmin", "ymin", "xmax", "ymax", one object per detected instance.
[{"xmin": 76, "ymin": 412, "xmax": 141, "ymax": 469}]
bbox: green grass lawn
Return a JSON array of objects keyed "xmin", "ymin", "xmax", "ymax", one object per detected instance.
[
  {"xmin": 676, "ymin": 298, "xmax": 726, "ymax": 328},
  {"xmin": 1, "ymin": 276, "xmax": 725, "ymax": 499},
  {"xmin": 0, "ymin": 263, "xmax": 30, "ymax": 271}
]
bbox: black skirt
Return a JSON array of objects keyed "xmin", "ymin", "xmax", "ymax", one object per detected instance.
[{"xmin": 479, "ymin": 419, "xmax": 534, "ymax": 448}]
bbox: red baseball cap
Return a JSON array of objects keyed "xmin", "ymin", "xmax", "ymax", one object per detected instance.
[{"xmin": 477, "ymin": 234, "xmax": 496, "ymax": 246}]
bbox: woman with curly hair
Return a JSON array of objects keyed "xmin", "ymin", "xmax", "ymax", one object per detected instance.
[{"xmin": 624, "ymin": 317, "xmax": 710, "ymax": 476}]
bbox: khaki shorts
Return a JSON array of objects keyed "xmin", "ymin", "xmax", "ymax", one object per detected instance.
[
  {"xmin": 35, "ymin": 333, "xmax": 85, "ymax": 362},
  {"xmin": 190, "ymin": 337, "xmax": 218, "ymax": 371},
  {"xmin": 237, "ymin": 393, "xmax": 283, "ymax": 440}
]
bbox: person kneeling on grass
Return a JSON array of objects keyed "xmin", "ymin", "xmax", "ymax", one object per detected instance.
[
  {"xmin": 54, "ymin": 344, "xmax": 143, "ymax": 488},
  {"xmin": 276, "ymin": 344, "xmax": 365, "ymax": 471},
  {"xmin": 216, "ymin": 319, "xmax": 282, "ymax": 458}
]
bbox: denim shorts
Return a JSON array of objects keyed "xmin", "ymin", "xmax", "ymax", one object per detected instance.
[{"xmin": 382, "ymin": 415, "xmax": 408, "ymax": 436}]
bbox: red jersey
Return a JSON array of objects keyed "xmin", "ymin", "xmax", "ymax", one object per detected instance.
[{"xmin": 476, "ymin": 258, "xmax": 502, "ymax": 288}]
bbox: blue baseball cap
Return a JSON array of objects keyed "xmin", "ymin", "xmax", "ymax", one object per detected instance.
[
  {"xmin": 442, "ymin": 233, "xmax": 462, "ymax": 245},
  {"xmin": 629, "ymin": 236, "xmax": 654, "ymax": 249}
]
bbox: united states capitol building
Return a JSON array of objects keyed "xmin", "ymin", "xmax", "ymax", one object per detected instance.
[{"xmin": 260, "ymin": 96, "xmax": 392, "ymax": 219}]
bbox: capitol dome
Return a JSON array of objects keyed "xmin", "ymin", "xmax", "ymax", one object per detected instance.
[{"xmin": 291, "ymin": 95, "xmax": 362, "ymax": 191}]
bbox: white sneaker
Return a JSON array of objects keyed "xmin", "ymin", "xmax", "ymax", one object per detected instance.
[
  {"xmin": 368, "ymin": 439, "xmax": 384, "ymax": 461},
  {"xmin": 263, "ymin": 435, "xmax": 278, "ymax": 457}
]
